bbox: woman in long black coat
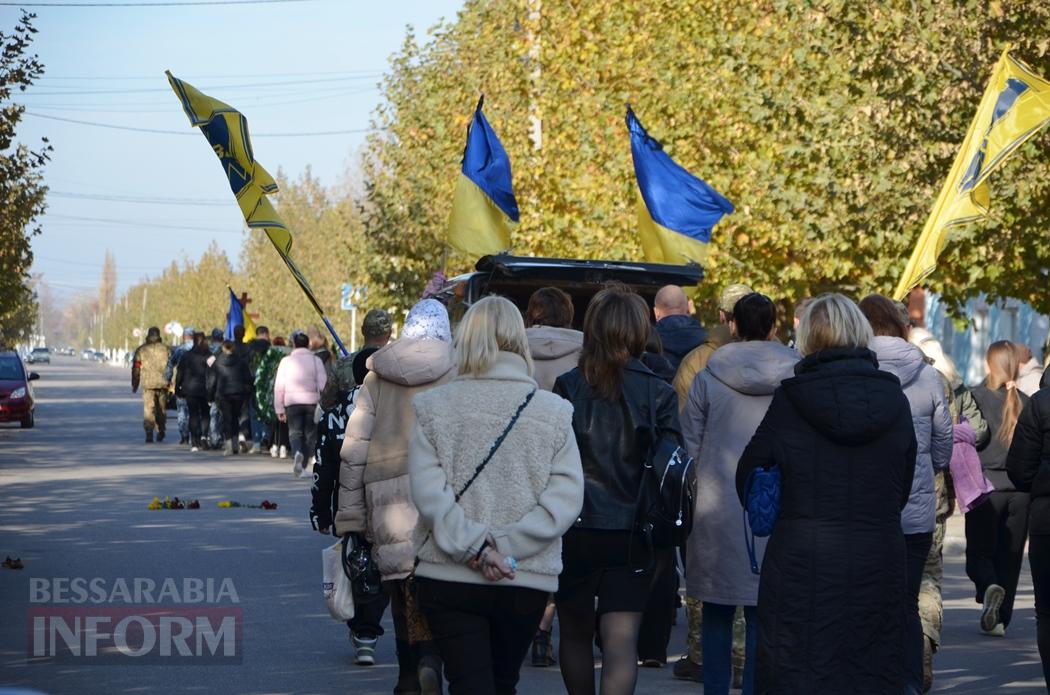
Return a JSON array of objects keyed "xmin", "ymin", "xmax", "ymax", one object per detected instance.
[{"xmin": 735, "ymin": 294, "xmax": 917, "ymax": 694}]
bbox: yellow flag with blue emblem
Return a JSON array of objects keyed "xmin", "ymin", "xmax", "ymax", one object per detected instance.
[
  {"xmin": 894, "ymin": 50, "xmax": 1050, "ymax": 300},
  {"xmin": 166, "ymin": 71, "xmax": 325, "ymax": 319}
]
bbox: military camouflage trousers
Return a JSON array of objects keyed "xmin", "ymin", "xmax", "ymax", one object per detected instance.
[
  {"xmin": 684, "ymin": 597, "xmax": 745, "ymax": 668},
  {"xmin": 142, "ymin": 388, "xmax": 167, "ymax": 435}
]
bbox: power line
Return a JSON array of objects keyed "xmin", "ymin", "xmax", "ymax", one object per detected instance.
[
  {"xmin": 0, "ymin": 0, "xmax": 318, "ymax": 6},
  {"xmin": 25, "ymin": 74, "xmax": 380, "ymax": 96},
  {"xmin": 38, "ymin": 69, "xmax": 380, "ymax": 80},
  {"xmin": 45, "ymin": 213, "xmax": 245, "ymax": 234},
  {"xmin": 16, "ymin": 85, "xmax": 377, "ymax": 112},
  {"xmin": 25, "ymin": 111, "xmax": 373, "ymax": 136},
  {"xmin": 49, "ymin": 190, "xmax": 233, "ymax": 206}
]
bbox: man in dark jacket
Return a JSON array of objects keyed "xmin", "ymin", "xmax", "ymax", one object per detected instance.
[
  {"xmin": 654, "ymin": 285, "xmax": 705, "ymax": 374},
  {"xmin": 132, "ymin": 326, "xmax": 171, "ymax": 443},
  {"xmin": 166, "ymin": 327, "xmax": 195, "ymax": 445},
  {"xmin": 1007, "ymin": 391, "xmax": 1050, "ymax": 691}
]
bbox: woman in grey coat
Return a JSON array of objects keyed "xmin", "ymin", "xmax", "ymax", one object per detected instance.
[
  {"xmin": 682, "ymin": 293, "xmax": 798, "ymax": 695},
  {"xmin": 860, "ymin": 295, "xmax": 952, "ymax": 695}
]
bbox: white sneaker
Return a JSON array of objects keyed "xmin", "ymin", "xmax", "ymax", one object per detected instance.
[
  {"xmin": 350, "ymin": 633, "xmax": 377, "ymax": 666},
  {"xmin": 293, "ymin": 451, "xmax": 304, "ymax": 479},
  {"xmin": 270, "ymin": 444, "xmax": 278, "ymax": 458},
  {"xmin": 190, "ymin": 446, "xmax": 199, "ymax": 453},
  {"xmin": 279, "ymin": 445, "xmax": 288, "ymax": 459},
  {"xmin": 238, "ymin": 434, "xmax": 250, "ymax": 454}
]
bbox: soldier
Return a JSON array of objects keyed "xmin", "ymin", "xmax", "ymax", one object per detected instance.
[{"xmin": 132, "ymin": 326, "xmax": 172, "ymax": 443}]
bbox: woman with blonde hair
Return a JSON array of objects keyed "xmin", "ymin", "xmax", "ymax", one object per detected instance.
[
  {"xmin": 409, "ymin": 296, "xmax": 584, "ymax": 695},
  {"xmin": 553, "ymin": 285, "xmax": 682, "ymax": 695},
  {"xmin": 967, "ymin": 340, "xmax": 1031, "ymax": 636},
  {"xmin": 736, "ymin": 293, "xmax": 917, "ymax": 693}
]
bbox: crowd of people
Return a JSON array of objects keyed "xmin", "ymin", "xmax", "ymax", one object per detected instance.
[{"xmin": 130, "ymin": 283, "xmax": 1050, "ymax": 695}]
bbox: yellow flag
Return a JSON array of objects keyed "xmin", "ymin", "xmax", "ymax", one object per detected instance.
[
  {"xmin": 894, "ymin": 50, "xmax": 1050, "ymax": 300},
  {"xmin": 167, "ymin": 71, "xmax": 323, "ymax": 316}
]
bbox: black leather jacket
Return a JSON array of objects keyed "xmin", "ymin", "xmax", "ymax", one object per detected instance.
[{"xmin": 553, "ymin": 359, "xmax": 682, "ymax": 530}]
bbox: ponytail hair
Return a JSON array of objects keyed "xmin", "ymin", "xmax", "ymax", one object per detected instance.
[{"xmin": 986, "ymin": 340, "xmax": 1022, "ymax": 446}]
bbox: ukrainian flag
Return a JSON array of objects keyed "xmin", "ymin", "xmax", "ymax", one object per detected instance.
[
  {"xmin": 447, "ymin": 97, "xmax": 520, "ymax": 258},
  {"xmin": 894, "ymin": 49, "xmax": 1050, "ymax": 300},
  {"xmin": 627, "ymin": 107, "xmax": 734, "ymax": 264},
  {"xmin": 166, "ymin": 71, "xmax": 324, "ymax": 317},
  {"xmin": 225, "ymin": 287, "xmax": 257, "ymax": 342}
]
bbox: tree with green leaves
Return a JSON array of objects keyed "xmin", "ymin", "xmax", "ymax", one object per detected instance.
[
  {"xmin": 0, "ymin": 11, "xmax": 50, "ymax": 344},
  {"xmin": 361, "ymin": 0, "xmax": 1050, "ymax": 317}
]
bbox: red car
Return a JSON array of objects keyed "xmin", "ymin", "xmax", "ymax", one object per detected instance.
[{"xmin": 0, "ymin": 351, "xmax": 39, "ymax": 428}]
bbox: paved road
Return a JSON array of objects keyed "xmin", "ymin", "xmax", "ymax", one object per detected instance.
[{"xmin": 0, "ymin": 358, "xmax": 1045, "ymax": 693}]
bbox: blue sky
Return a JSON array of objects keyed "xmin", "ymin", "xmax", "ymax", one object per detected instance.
[{"xmin": 4, "ymin": 0, "xmax": 463, "ymax": 299}]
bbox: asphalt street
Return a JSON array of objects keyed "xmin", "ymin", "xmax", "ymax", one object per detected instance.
[{"xmin": 0, "ymin": 357, "xmax": 1046, "ymax": 693}]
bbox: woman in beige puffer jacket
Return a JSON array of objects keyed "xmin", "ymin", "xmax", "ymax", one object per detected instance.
[{"xmin": 335, "ymin": 298, "xmax": 455, "ymax": 695}]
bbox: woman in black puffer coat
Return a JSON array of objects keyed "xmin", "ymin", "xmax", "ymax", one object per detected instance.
[
  {"xmin": 175, "ymin": 333, "xmax": 212, "ymax": 452},
  {"xmin": 208, "ymin": 340, "xmax": 255, "ymax": 456},
  {"xmin": 735, "ymin": 294, "xmax": 917, "ymax": 694}
]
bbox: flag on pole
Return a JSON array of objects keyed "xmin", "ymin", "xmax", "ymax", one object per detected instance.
[
  {"xmin": 893, "ymin": 50, "xmax": 1050, "ymax": 300},
  {"xmin": 447, "ymin": 96, "xmax": 519, "ymax": 258},
  {"xmin": 225, "ymin": 287, "xmax": 256, "ymax": 342},
  {"xmin": 166, "ymin": 71, "xmax": 343, "ymax": 353},
  {"xmin": 627, "ymin": 107, "xmax": 734, "ymax": 264}
]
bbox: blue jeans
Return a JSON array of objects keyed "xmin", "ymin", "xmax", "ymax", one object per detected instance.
[
  {"xmin": 249, "ymin": 400, "xmax": 266, "ymax": 446},
  {"xmin": 176, "ymin": 397, "xmax": 190, "ymax": 440},
  {"xmin": 702, "ymin": 602, "xmax": 756, "ymax": 695},
  {"xmin": 209, "ymin": 402, "xmax": 222, "ymax": 447}
]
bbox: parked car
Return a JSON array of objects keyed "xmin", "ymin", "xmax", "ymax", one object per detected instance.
[
  {"xmin": 26, "ymin": 347, "xmax": 50, "ymax": 364},
  {"xmin": 93, "ymin": 351, "xmax": 106, "ymax": 363},
  {"xmin": 435, "ymin": 253, "xmax": 704, "ymax": 326},
  {"xmin": 81, "ymin": 349, "xmax": 94, "ymax": 361},
  {"xmin": 0, "ymin": 351, "xmax": 39, "ymax": 428}
]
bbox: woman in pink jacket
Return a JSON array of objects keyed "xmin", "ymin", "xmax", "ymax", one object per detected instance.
[{"xmin": 274, "ymin": 330, "xmax": 327, "ymax": 478}]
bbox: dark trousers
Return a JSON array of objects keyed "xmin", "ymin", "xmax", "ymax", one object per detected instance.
[
  {"xmin": 702, "ymin": 602, "xmax": 756, "ymax": 695},
  {"xmin": 416, "ymin": 577, "xmax": 548, "ymax": 695},
  {"xmin": 1029, "ymin": 534, "xmax": 1050, "ymax": 691},
  {"xmin": 347, "ymin": 582, "xmax": 390, "ymax": 640},
  {"xmin": 904, "ymin": 532, "xmax": 933, "ymax": 691},
  {"xmin": 965, "ymin": 490, "xmax": 1031, "ymax": 627},
  {"xmin": 637, "ymin": 546, "xmax": 676, "ymax": 663},
  {"xmin": 285, "ymin": 403, "xmax": 317, "ymax": 459},
  {"xmin": 186, "ymin": 397, "xmax": 209, "ymax": 445},
  {"xmin": 219, "ymin": 397, "xmax": 245, "ymax": 448}
]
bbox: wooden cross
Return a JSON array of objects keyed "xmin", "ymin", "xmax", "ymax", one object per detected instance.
[{"xmin": 239, "ymin": 292, "xmax": 261, "ymax": 320}]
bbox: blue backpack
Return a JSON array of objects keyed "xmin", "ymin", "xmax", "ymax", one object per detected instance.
[{"xmin": 743, "ymin": 465, "xmax": 781, "ymax": 575}]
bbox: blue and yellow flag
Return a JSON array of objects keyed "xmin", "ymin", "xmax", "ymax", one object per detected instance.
[
  {"xmin": 894, "ymin": 50, "xmax": 1050, "ymax": 300},
  {"xmin": 447, "ymin": 97, "xmax": 520, "ymax": 258},
  {"xmin": 166, "ymin": 71, "xmax": 327, "ymax": 323},
  {"xmin": 627, "ymin": 107, "xmax": 733, "ymax": 265},
  {"xmin": 225, "ymin": 287, "xmax": 257, "ymax": 342}
]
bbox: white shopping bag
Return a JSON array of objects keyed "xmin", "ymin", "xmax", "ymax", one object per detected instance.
[{"xmin": 322, "ymin": 541, "xmax": 355, "ymax": 621}]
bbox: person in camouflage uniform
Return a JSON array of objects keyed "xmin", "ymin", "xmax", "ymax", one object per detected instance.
[
  {"xmin": 320, "ymin": 309, "xmax": 393, "ymax": 410},
  {"xmin": 912, "ymin": 327, "xmax": 989, "ymax": 693},
  {"xmin": 132, "ymin": 326, "xmax": 171, "ymax": 443}
]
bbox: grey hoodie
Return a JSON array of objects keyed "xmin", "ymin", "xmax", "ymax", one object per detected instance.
[
  {"xmin": 527, "ymin": 326, "xmax": 582, "ymax": 391},
  {"xmin": 683, "ymin": 340, "xmax": 799, "ymax": 605},
  {"xmin": 869, "ymin": 336, "xmax": 953, "ymax": 535}
]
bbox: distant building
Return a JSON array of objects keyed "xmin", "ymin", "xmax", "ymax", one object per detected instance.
[{"xmin": 926, "ymin": 293, "xmax": 1050, "ymax": 386}]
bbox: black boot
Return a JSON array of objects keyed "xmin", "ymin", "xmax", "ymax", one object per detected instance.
[
  {"xmin": 531, "ymin": 628, "xmax": 556, "ymax": 667},
  {"xmin": 393, "ymin": 639, "xmax": 421, "ymax": 695}
]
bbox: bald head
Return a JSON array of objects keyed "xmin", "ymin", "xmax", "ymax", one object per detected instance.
[{"xmin": 654, "ymin": 285, "xmax": 690, "ymax": 321}]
